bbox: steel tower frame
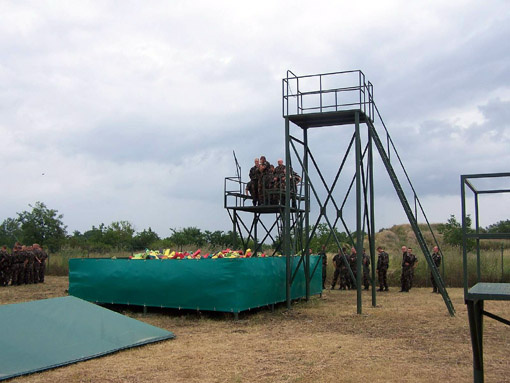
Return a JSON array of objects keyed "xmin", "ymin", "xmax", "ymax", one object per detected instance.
[{"xmin": 282, "ymin": 70, "xmax": 455, "ymax": 315}]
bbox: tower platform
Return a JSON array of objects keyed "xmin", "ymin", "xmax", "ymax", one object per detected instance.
[{"xmin": 287, "ymin": 109, "xmax": 372, "ymax": 129}]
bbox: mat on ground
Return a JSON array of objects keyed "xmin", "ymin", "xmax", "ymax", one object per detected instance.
[{"xmin": 0, "ymin": 296, "xmax": 175, "ymax": 381}]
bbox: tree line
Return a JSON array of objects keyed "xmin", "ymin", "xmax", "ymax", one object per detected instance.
[
  {"xmin": 1, "ymin": 202, "xmax": 508, "ymax": 253},
  {"xmin": 0, "ymin": 202, "xmax": 236, "ymax": 253}
]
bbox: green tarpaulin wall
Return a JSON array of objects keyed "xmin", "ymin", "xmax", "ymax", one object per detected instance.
[
  {"xmin": 69, "ymin": 256, "xmax": 322, "ymax": 313},
  {"xmin": 0, "ymin": 296, "xmax": 175, "ymax": 381}
]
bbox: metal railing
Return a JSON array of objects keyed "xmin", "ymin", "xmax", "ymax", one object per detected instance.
[{"xmin": 283, "ymin": 69, "xmax": 374, "ymax": 121}]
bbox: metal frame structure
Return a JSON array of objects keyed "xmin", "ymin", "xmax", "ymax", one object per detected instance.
[
  {"xmin": 224, "ymin": 170, "xmax": 307, "ymax": 257},
  {"xmin": 461, "ymin": 173, "xmax": 510, "ymax": 383},
  {"xmin": 282, "ymin": 70, "xmax": 455, "ymax": 315}
]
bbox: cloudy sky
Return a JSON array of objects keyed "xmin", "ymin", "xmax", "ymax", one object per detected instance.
[{"xmin": 1, "ymin": 0, "xmax": 509, "ymax": 238}]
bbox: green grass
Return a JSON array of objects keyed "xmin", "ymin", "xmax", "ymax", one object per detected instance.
[{"xmin": 46, "ymin": 249, "xmax": 132, "ymax": 276}]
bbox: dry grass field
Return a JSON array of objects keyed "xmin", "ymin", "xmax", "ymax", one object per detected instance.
[{"xmin": 1, "ymin": 276, "xmax": 509, "ymax": 383}]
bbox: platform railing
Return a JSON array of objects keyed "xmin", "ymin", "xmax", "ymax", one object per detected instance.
[
  {"xmin": 224, "ymin": 173, "xmax": 304, "ymax": 210},
  {"xmin": 283, "ymin": 70, "xmax": 374, "ymax": 121},
  {"xmin": 224, "ymin": 176, "xmax": 251, "ymax": 209}
]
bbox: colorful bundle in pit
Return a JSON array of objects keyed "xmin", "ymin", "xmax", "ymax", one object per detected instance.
[{"xmin": 128, "ymin": 248, "xmax": 286, "ymax": 260}]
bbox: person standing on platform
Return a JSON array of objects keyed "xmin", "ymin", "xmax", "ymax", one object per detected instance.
[
  {"xmin": 258, "ymin": 156, "xmax": 272, "ymax": 205},
  {"xmin": 274, "ymin": 159, "xmax": 286, "ymax": 205},
  {"xmin": 319, "ymin": 245, "xmax": 327, "ymax": 289},
  {"xmin": 248, "ymin": 158, "xmax": 260, "ymax": 206},
  {"xmin": 376, "ymin": 246, "xmax": 389, "ymax": 291},
  {"xmin": 362, "ymin": 249, "xmax": 370, "ymax": 290},
  {"xmin": 431, "ymin": 245, "xmax": 442, "ymax": 293}
]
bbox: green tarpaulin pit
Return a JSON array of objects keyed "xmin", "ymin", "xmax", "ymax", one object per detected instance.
[
  {"xmin": 0, "ymin": 296, "xmax": 175, "ymax": 381},
  {"xmin": 69, "ymin": 256, "xmax": 322, "ymax": 313}
]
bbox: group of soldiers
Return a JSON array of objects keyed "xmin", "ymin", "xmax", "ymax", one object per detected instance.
[
  {"xmin": 323, "ymin": 246, "xmax": 388, "ymax": 291},
  {"xmin": 246, "ymin": 157, "xmax": 301, "ymax": 206},
  {"xmin": 0, "ymin": 242, "xmax": 48, "ymax": 286},
  {"xmin": 322, "ymin": 244, "xmax": 442, "ymax": 293}
]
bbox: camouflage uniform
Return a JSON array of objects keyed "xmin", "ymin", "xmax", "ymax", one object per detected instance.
[
  {"xmin": 362, "ymin": 252, "xmax": 370, "ymax": 290},
  {"xmin": 339, "ymin": 251, "xmax": 350, "ymax": 290},
  {"xmin": 348, "ymin": 251, "xmax": 357, "ymax": 289},
  {"xmin": 273, "ymin": 164, "xmax": 286, "ymax": 205},
  {"xmin": 33, "ymin": 247, "xmax": 41, "ymax": 284},
  {"xmin": 330, "ymin": 252, "xmax": 342, "ymax": 289},
  {"xmin": 0, "ymin": 248, "xmax": 8, "ymax": 286},
  {"xmin": 319, "ymin": 250, "xmax": 327, "ymax": 289},
  {"xmin": 401, "ymin": 252, "xmax": 417, "ymax": 292},
  {"xmin": 24, "ymin": 247, "xmax": 35, "ymax": 284},
  {"xmin": 376, "ymin": 250, "xmax": 389, "ymax": 291},
  {"xmin": 257, "ymin": 159, "xmax": 272, "ymax": 205},
  {"xmin": 431, "ymin": 251, "xmax": 441, "ymax": 293},
  {"xmin": 248, "ymin": 164, "xmax": 259, "ymax": 206},
  {"xmin": 11, "ymin": 247, "xmax": 23, "ymax": 285},
  {"xmin": 34, "ymin": 245, "xmax": 48, "ymax": 283}
]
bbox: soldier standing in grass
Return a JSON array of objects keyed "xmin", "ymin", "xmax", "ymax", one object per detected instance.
[
  {"xmin": 33, "ymin": 244, "xmax": 42, "ymax": 284},
  {"xmin": 431, "ymin": 246, "xmax": 441, "ymax": 293},
  {"xmin": 319, "ymin": 245, "xmax": 327, "ymax": 289},
  {"xmin": 400, "ymin": 245, "xmax": 407, "ymax": 291},
  {"xmin": 376, "ymin": 246, "xmax": 389, "ymax": 291},
  {"xmin": 25, "ymin": 246, "xmax": 35, "ymax": 284},
  {"xmin": 35, "ymin": 244, "xmax": 48, "ymax": 283},
  {"xmin": 339, "ymin": 248, "xmax": 350, "ymax": 290},
  {"xmin": 330, "ymin": 249, "xmax": 342, "ymax": 290},
  {"xmin": 0, "ymin": 246, "xmax": 8, "ymax": 286},
  {"xmin": 362, "ymin": 249, "xmax": 370, "ymax": 290},
  {"xmin": 408, "ymin": 247, "xmax": 418, "ymax": 290},
  {"xmin": 349, "ymin": 247, "xmax": 357, "ymax": 289},
  {"xmin": 401, "ymin": 247, "xmax": 417, "ymax": 292},
  {"xmin": 11, "ymin": 243, "xmax": 22, "ymax": 285}
]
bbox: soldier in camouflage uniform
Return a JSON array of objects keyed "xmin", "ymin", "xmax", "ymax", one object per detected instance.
[
  {"xmin": 400, "ymin": 247, "xmax": 417, "ymax": 292},
  {"xmin": 431, "ymin": 245, "xmax": 442, "ymax": 293},
  {"xmin": 257, "ymin": 156, "xmax": 272, "ymax": 205},
  {"xmin": 0, "ymin": 246, "xmax": 8, "ymax": 286},
  {"xmin": 339, "ymin": 248, "xmax": 350, "ymax": 290},
  {"xmin": 376, "ymin": 246, "xmax": 389, "ymax": 291},
  {"xmin": 408, "ymin": 247, "xmax": 418, "ymax": 290},
  {"xmin": 362, "ymin": 249, "xmax": 370, "ymax": 290},
  {"xmin": 399, "ymin": 245, "xmax": 407, "ymax": 291},
  {"xmin": 248, "ymin": 158, "xmax": 260, "ymax": 206},
  {"xmin": 11, "ymin": 243, "xmax": 22, "ymax": 285},
  {"xmin": 273, "ymin": 159, "xmax": 286, "ymax": 205},
  {"xmin": 33, "ymin": 244, "xmax": 48, "ymax": 283},
  {"xmin": 318, "ymin": 245, "xmax": 327, "ymax": 289},
  {"xmin": 348, "ymin": 247, "xmax": 357, "ymax": 289},
  {"xmin": 330, "ymin": 249, "xmax": 342, "ymax": 290},
  {"xmin": 25, "ymin": 246, "xmax": 36, "ymax": 284},
  {"xmin": 33, "ymin": 245, "xmax": 41, "ymax": 284}
]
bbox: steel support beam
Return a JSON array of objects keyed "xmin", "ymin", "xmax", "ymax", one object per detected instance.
[{"xmin": 355, "ymin": 111, "xmax": 363, "ymax": 314}]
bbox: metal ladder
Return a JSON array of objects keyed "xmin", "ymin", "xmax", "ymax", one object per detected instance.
[{"xmin": 368, "ymin": 118, "xmax": 456, "ymax": 316}]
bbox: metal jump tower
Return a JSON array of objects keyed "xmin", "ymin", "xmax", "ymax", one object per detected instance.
[{"xmin": 226, "ymin": 69, "xmax": 455, "ymax": 316}]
